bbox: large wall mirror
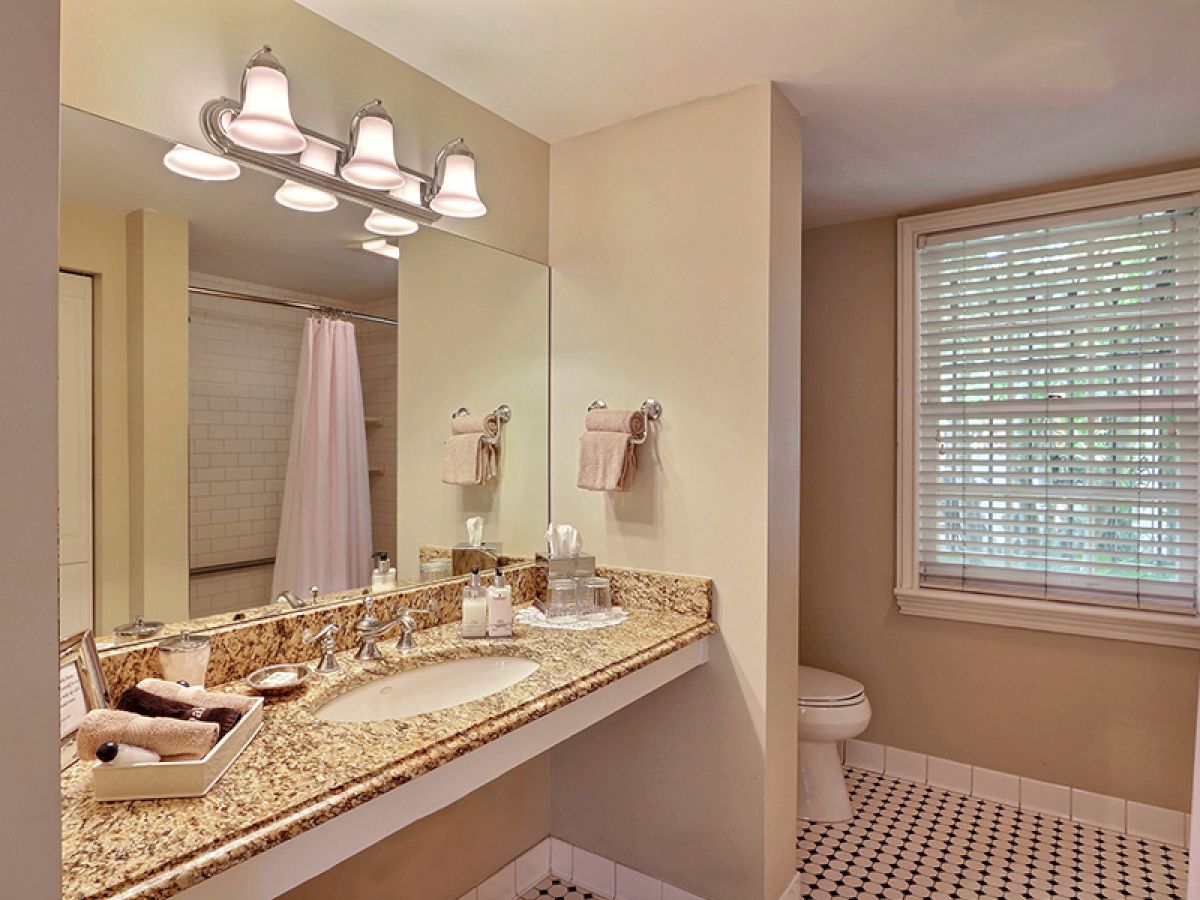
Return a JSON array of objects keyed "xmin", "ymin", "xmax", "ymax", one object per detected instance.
[{"xmin": 58, "ymin": 106, "xmax": 549, "ymax": 645}]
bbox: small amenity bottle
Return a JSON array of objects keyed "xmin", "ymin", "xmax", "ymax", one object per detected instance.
[
  {"xmin": 487, "ymin": 566, "xmax": 514, "ymax": 638},
  {"xmin": 461, "ymin": 567, "xmax": 488, "ymax": 638}
]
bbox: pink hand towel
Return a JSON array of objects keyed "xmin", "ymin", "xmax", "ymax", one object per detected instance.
[
  {"xmin": 577, "ymin": 409, "xmax": 647, "ymax": 492},
  {"xmin": 442, "ymin": 414, "xmax": 500, "ymax": 486},
  {"xmin": 76, "ymin": 708, "xmax": 220, "ymax": 761}
]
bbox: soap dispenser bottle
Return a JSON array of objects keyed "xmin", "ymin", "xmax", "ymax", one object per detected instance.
[
  {"xmin": 487, "ymin": 566, "xmax": 514, "ymax": 638},
  {"xmin": 370, "ymin": 552, "xmax": 397, "ymax": 592},
  {"xmin": 461, "ymin": 567, "xmax": 488, "ymax": 639}
]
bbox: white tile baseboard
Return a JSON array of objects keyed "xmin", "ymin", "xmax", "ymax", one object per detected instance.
[
  {"xmin": 844, "ymin": 739, "xmax": 1188, "ymax": 848},
  {"xmin": 470, "ymin": 837, "xmax": 710, "ymax": 900}
]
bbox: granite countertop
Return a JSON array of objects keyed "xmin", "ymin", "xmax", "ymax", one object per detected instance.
[{"xmin": 62, "ymin": 608, "xmax": 716, "ymax": 899}]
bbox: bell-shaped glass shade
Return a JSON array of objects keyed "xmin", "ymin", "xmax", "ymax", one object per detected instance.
[
  {"xmin": 274, "ymin": 139, "xmax": 339, "ymax": 212},
  {"xmin": 430, "ymin": 152, "xmax": 486, "ymax": 218},
  {"xmin": 341, "ymin": 104, "xmax": 404, "ymax": 190},
  {"xmin": 361, "ymin": 238, "xmax": 400, "ymax": 259},
  {"xmin": 364, "ymin": 207, "xmax": 419, "ymax": 237},
  {"xmin": 162, "ymin": 144, "xmax": 241, "ymax": 181},
  {"xmin": 227, "ymin": 50, "xmax": 306, "ymax": 155},
  {"xmin": 275, "ymin": 180, "xmax": 337, "ymax": 212}
]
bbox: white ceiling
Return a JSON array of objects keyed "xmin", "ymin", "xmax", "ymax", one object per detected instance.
[{"xmin": 298, "ymin": 0, "xmax": 1200, "ymax": 227}]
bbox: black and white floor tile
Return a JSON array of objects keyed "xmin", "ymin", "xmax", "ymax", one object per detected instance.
[
  {"xmin": 520, "ymin": 875, "xmax": 609, "ymax": 899},
  {"xmin": 796, "ymin": 769, "xmax": 1187, "ymax": 899}
]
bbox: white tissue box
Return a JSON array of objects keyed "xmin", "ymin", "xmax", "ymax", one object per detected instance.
[{"xmin": 90, "ymin": 696, "xmax": 264, "ymax": 801}]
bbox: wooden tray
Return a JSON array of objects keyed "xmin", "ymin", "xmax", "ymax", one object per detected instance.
[{"xmin": 90, "ymin": 696, "xmax": 264, "ymax": 800}]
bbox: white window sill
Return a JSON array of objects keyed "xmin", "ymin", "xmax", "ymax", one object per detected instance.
[{"xmin": 895, "ymin": 586, "xmax": 1200, "ymax": 650}]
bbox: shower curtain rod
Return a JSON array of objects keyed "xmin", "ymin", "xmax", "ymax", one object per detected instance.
[{"xmin": 189, "ymin": 285, "xmax": 397, "ymax": 327}]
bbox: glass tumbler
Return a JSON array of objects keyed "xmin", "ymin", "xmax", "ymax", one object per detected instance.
[
  {"xmin": 545, "ymin": 577, "xmax": 579, "ymax": 622},
  {"xmin": 581, "ymin": 576, "xmax": 613, "ymax": 619}
]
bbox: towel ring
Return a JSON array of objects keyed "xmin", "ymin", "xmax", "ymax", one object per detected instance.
[{"xmin": 587, "ymin": 398, "xmax": 662, "ymax": 445}]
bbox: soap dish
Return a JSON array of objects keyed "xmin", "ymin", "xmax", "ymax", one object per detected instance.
[{"xmin": 245, "ymin": 663, "xmax": 311, "ymax": 696}]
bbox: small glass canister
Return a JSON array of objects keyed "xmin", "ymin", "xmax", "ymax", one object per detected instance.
[
  {"xmin": 420, "ymin": 557, "xmax": 453, "ymax": 582},
  {"xmin": 580, "ymin": 576, "xmax": 613, "ymax": 619},
  {"xmin": 545, "ymin": 577, "xmax": 580, "ymax": 622},
  {"xmin": 157, "ymin": 631, "xmax": 212, "ymax": 687}
]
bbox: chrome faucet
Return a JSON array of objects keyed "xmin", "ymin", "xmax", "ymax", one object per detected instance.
[
  {"xmin": 302, "ymin": 621, "xmax": 340, "ymax": 673},
  {"xmin": 354, "ymin": 600, "xmax": 436, "ymax": 657},
  {"xmin": 278, "ymin": 585, "xmax": 322, "ymax": 609}
]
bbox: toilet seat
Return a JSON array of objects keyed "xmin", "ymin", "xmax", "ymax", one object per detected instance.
[{"xmin": 798, "ymin": 665, "xmax": 865, "ymax": 708}]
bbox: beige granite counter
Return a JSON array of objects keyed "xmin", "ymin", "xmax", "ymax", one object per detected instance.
[{"xmin": 62, "ymin": 605, "xmax": 715, "ymax": 899}]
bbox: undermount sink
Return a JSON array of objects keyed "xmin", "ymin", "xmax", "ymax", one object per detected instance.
[{"xmin": 315, "ymin": 656, "xmax": 540, "ymax": 723}]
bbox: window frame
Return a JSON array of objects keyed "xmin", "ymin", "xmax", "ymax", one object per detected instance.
[{"xmin": 896, "ymin": 168, "xmax": 1200, "ymax": 649}]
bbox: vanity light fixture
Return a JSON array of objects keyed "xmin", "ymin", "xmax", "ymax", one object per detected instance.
[
  {"xmin": 162, "ymin": 143, "xmax": 242, "ymax": 181},
  {"xmin": 340, "ymin": 101, "xmax": 405, "ymax": 190},
  {"xmin": 430, "ymin": 139, "xmax": 487, "ymax": 218},
  {"xmin": 175, "ymin": 45, "xmax": 488, "ymax": 229},
  {"xmin": 359, "ymin": 238, "xmax": 401, "ymax": 260},
  {"xmin": 226, "ymin": 46, "xmax": 307, "ymax": 155},
  {"xmin": 274, "ymin": 138, "xmax": 339, "ymax": 212}
]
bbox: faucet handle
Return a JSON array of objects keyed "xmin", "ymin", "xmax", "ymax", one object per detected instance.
[
  {"xmin": 309, "ymin": 585, "xmax": 321, "ymax": 604},
  {"xmin": 302, "ymin": 622, "xmax": 340, "ymax": 673},
  {"xmin": 302, "ymin": 622, "xmax": 338, "ymax": 645}
]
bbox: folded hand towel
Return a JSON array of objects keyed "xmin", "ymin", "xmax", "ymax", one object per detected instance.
[
  {"xmin": 136, "ymin": 678, "xmax": 257, "ymax": 716},
  {"xmin": 442, "ymin": 414, "xmax": 500, "ymax": 486},
  {"xmin": 577, "ymin": 409, "xmax": 646, "ymax": 492},
  {"xmin": 76, "ymin": 709, "xmax": 220, "ymax": 761},
  {"xmin": 117, "ymin": 686, "xmax": 242, "ymax": 738}
]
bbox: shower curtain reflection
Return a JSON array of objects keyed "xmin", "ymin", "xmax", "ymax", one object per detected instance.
[{"xmin": 272, "ymin": 316, "xmax": 373, "ymax": 599}]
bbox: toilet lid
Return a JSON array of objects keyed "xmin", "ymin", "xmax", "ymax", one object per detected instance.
[{"xmin": 797, "ymin": 666, "xmax": 865, "ymax": 707}]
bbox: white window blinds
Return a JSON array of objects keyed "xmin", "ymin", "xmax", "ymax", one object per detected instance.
[{"xmin": 917, "ymin": 198, "xmax": 1200, "ymax": 614}]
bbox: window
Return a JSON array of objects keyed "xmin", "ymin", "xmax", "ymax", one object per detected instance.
[{"xmin": 896, "ymin": 176, "xmax": 1200, "ymax": 648}]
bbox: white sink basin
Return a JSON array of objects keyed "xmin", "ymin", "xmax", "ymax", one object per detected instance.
[{"xmin": 315, "ymin": 657, "xmax": 540, "ymax": 723}]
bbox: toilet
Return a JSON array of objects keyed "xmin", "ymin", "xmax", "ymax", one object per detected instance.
[{"xmin": 796, "ymin": 665, "xmax": 871, "ymax": 823}]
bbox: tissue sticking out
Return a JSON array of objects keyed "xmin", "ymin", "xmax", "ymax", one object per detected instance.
[
  {"xmin": 467, "ymin": 516, "xmax": 485, "ymax": 548},
  {"xmin": 545, "ymin": 522, "xmax": 583, "ymax": 559}
]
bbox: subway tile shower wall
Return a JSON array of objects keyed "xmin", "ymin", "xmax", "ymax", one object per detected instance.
[
  {"xmin": 188, "ymin": 289, "xmax": 300, "ymax": 615},
  {"xmin": 354, "ymin": 296, "xmax": 397, "ymax": 566}
]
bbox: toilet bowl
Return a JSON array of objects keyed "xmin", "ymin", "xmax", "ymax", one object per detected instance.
[{"xmin": 797, "ymin": 665, "xmax": 871, "ymax": 823}]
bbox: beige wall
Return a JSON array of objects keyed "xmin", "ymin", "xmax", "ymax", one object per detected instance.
[
  {"xmin": 60, "ymin": 202, "xmax": 131, "ymax": 633},
  {"xmin": 283, "ymin": 759, "xmax": 550, "ymax": 900},
  {"xmin": 800, "ymin": 216, "xmax": 1200, "ymax": 810},
  {"xmin": 396, "ymin": 229, "xmax": 550, "ymax": 577},
  {"xmin": 59, "ymin": 203, "xmax": 191, "ymax": 630},
  {"xmin": 60, "ymin": 0, "xmax": 549, "ymax": 265},
  {"xmin": 546, "ymin": 84, "xmax": 801, "ymax": 900},
  {"xmin": 0, "ymin": 0, "xmax": 60, "ymax": 893}
]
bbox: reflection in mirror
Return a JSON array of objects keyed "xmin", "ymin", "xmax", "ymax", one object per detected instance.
[{"xmin": 58, "ymin": 106, "xmax": 549, "ymax": 646}]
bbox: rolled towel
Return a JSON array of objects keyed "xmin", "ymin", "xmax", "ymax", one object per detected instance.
[
  {"xmin": 585, "ymin": 409, "xmax": 647, "ymax": 440},
  {"xmin": 76, "ymin": 709, "xmax": 219, "ymax": 761},
  {"xmin": 117, "ymin": 686, "xmax": 241, "ymax": 738},
  {"xmin": 577, "ymin": 409, "xmax": 646, "ymax": 492},
  {"xmin": 136, "ymin": 678, "xmax": 257, "ymax": 717},
  {"xmin": 442, "ymin": 414, "xmax": 500, "ymax": 486}
]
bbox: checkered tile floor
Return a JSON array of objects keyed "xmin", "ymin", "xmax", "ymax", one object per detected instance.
[
  {"xmin": 795, "ymin": 769, "xmax": 1188, "ymax": 899},
  {"xmin": 520, "ymin": 875, "xmax": 609, "ymax": 899}
]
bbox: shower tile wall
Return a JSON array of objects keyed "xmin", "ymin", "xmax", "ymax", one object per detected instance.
[
  {"xmin": 188, "ymin": 285, "xmax": 302, "ymax": 616},
  {"xmin": 356, "ymin": 296, "xmax": 398, "ymax": 567}
]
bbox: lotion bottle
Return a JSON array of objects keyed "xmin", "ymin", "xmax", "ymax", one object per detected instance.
[
  {"xmin": 487, "ymin": 566, "xmax": 514, "ymax": 638},
  {"xmin": 461, "ymin": 567, "xmax": 488, "ymax": 639}
]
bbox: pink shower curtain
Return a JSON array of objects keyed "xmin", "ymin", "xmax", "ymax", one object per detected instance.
[{"xmin": 272, "ymin": 317, "xmax": 373, "ymax": 598}]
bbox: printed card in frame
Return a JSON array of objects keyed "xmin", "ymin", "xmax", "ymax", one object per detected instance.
[{"xmin": 59, "ymin": 630, "xmax": 108, "ymax": 770}]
